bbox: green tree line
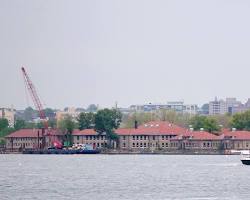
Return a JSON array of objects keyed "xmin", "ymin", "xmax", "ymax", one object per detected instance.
[{"xmin": 58, "ymin": 108, "xmax": 122, "ymax": 148}]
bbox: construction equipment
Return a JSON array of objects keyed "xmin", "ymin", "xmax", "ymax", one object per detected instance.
[{"xmin": 21, "ymin": 67, "xmax": 62, "ymax": 149}]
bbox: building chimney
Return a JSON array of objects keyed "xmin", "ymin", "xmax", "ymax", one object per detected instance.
[{"xmin": 134, "ymin": 120, "xmax": 138, "ymax": 129}]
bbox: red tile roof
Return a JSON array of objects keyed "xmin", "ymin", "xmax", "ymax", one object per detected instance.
[
  {"xmin": 5, "ymin": 129, "xmax": 64, "ymax": 138},
  {"xmin": 172, "ymin": 130, "xmax": 222, "ymax": 140},
  {"xmin": 72, "ymin": 121, "xmax": 186, "ymax": 136},
  {"xmin": 5, "ymin": 129, "xmax": 43, "ymax": 138},
  {"xmin": 72, "ymin": 129, "xmax": 97, "ymax": 135},
  {"xmin": 223, "ymin": 131, "xmax": 250, "ymax": 140},
  {"xmin": 116, "ymin": 121, "xmax": 185, "ymax": 136}
]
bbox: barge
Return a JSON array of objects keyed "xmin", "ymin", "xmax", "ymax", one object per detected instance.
[
  {"xmin": 23, "ymin": 144, "xmax": 101, "ymax": 154},
  {"xmin": 23, "ymin": 148, "xmax": 100, "ymax": 154}
]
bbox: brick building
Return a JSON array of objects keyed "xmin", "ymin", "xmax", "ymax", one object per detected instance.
[{"xmin": 5, "ymin": 121, "xmax": 250, "ymax": 153}]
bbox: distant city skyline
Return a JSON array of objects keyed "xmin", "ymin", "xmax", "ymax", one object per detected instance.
[{"xmin": 1, "ymin": 1, "xmax": 250, "ymax": 109}]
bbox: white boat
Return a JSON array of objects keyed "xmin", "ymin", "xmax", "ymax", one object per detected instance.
[{"xmin": 240, "ymin": 150, "xmax": 250, "ymax": 165}]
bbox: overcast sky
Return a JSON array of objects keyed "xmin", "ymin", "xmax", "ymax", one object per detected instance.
[{"xmin": 1, "ymin": 0, "xmax": 250, "ymax": 110}]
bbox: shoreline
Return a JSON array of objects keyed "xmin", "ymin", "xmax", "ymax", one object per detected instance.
[{"xmin": 1, "ymin": 150, "xmax": 239, "ymax": 155}]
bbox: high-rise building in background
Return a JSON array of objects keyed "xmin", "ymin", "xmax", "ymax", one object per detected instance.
[
  {"xmin": 0, "ymin": 107, "xmax": 15, "ymax": 127},
  {"xmin": 208, "ymin": 97, "xmax": 248, "ymax": 115},
  {"xmin": 56, "ymin": 107, "xmax": 80, "ymax": 122},
  {"xmin": 129, "ymin": 101, "xmax": 198, "ymax": 115},
  {"xmin": 209, "ymin": 97, "xmax": 227, "ymax": 115}
]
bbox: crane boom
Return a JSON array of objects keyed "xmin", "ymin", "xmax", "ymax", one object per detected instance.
[
  {"xmin": 21, "ymin": 66, "xmax": 63, "ymax": 149},
  {"xmin": 21, "ymin": 67, "xmax": 47, "ymax": 128}
]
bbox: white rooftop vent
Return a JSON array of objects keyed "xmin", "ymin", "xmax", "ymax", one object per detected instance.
[
  {"xmin": 200, "ymin": 128, "xmax": 204, "ymax": 131},
  {"xmin": 150, "ymin": 124, "xmax": 154, "ymax": 127},
  {"xmin": 145, "ymin": 124, "xmax": 148, "ymax": 127},
  {"xmin": 156, "ymin": 124, "xmax": 159, "ymax": 127},
  {"xmin": 232, "ymin": 128, "xmax": 236, "ymax": 132},
  {"xmin": 190, "ymin": 128, "xmax": 194, "ymax": 132}
]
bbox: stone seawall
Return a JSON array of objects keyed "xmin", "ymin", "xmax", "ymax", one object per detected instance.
[{"xmin": 101, "ymin": 149, "xmax": 227, "ymax": 155}]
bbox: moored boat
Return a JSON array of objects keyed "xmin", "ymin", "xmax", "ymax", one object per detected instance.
[
  {"xmin": 241, "ymin": 150, "xmax": 250, "ymax": 165},
  {"xmin": 23, "ymin": 144, "xmax": 101, "ymax": 155},
  {"xmin": 23, "ymin": 148, "xmax": 100, "ymax": 154}
]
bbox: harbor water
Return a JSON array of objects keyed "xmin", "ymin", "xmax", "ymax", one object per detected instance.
[{"xmin": 0, "ymin": 155, "xmax": 249, "ymax": 200}]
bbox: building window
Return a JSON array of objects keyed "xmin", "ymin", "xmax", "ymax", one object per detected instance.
[
  {"xmin": 153, "ymin": 136, "xmax": 155, "ymax": 140},
  {"xmin": 123, "ymin": 136, "xmax": 126, "ymax": 140},
  {"xmin": 77, "ymin": 136, "xmax": 79, "ymax": 140},
  {"xmin": 140, "ymin": 136, "xmax": 143, "ymax": 140},
  {"xmin": 133, "ymin": 136, "xmax": 135, "ymax": 140},
  {"xmin": 144, "ymin": 136, "xmax": 147, "ymax": 140},
  {"xmin": 132, "ymin": 143, "xmax": 135, "ymax": 147},
  {"xmin": 136, "ymin": 143, "xmax": 139, "ymax": 147},
  {"xmin": 162, "ymin": 136, "xmax": 164, "ymax": 140},
  {"xmin": 144, "ymin": 143, "xmax": 147, "ymax": 147},
  {"xmin": 123, "ymin": 143, "xmax": 126, "ymax": 147},
  {"xmin": 162, "ymin": 143, "xmax": 165, "ymax": 147},
  {"xmin": 137, "ymin": 136, "xmax": 139, "ymax": 140},
  {"xmin": 166, "ymin": 143, "xmax": 168, "ymax": 147},
  {"xmin": 140, "ymin": 143, "xmax": 143, "ymax": 147}
]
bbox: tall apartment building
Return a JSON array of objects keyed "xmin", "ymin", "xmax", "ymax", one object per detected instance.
[
  {"xmin": 183, "ymin": 104, "xmax": 199, "ymax": 115},
  {"xmin": 56, "ymin": 107, "xmax": 80, "ymax": 123},
  {"xmin": 0, "ymin": 108, "xmax": 15, "ymax": 127},
  {"xmin": 130, "ymin": 101, "xmax": 198, "ymax": 115},
  {"xmin": 209, "ymin": 98, "xmax": 227, "ymax": 115},
  {"xmin": 209, "ymin": 97, "xmax": 242, "ymax": 115},
  {"xmin": 232, "ymin": 98, "xmax": 250, "ymax": 114}
]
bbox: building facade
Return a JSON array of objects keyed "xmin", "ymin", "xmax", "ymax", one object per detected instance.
[
  {"xmin": 0, "ymin": 108, "xmax": 15, "ymax": 127},
  {"xmin": 5, "ymin": 121, "xmax": 250, "ymax": 153},
  {"xmin": 209, "ymin": 98, "xmax": 227, "ymax": 115}
]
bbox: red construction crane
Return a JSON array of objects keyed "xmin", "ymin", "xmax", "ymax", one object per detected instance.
[
  {"xmin": 21, "ymin": 67, "xmax": 48, "ymax": 128},
  {"xmin": 21, "ymin": 67, "xmax": 62, "ymax": 149}
]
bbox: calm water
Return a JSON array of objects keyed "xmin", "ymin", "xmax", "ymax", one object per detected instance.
[{"xmin": 0, "ymin": 154, "xmax": 249, "ymax": 200}]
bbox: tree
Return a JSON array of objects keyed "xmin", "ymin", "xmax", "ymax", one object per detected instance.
[
  {"xmin": 0, "ymin": 118, "xmax": 9, "ymax": 131},
  {"xmin": 77, "ymin": 112, "xmax": 95, "ymax": 130},
  {"xmin": 58, "ymin": 115, "xmax": 76, "ymax": 147},
  {"xmin": 190, "ymin": 115, "xmax": 220, "ymax": 133},
  {"xmin": 48, "ymin": 119, "xmax": 56, "ymax": 129},
  {"xmin": 122, "ymin": 112, "xmax": 153, "ymax": 128},
  {"xmin": 203, "ymin": 118, "xmax": 220, "ymax": 133},
  {"xmin": 43, "ymin": 108, "xmax": 55, "ymax": 119},
  {"xmin": 14, "ymin": 119, "xmax": 26, "ymax": 130},
  {"xmin": 212, "ymin": 114, "xmax": 232, "ymax": 129},
  {"xmin": 87, "ymin": 104, "xmax": 98, "ymax": 112},
  {"xmin": 231, "ymin": 110, "xmax": 250, "ymax": 131},
  {"xmin": 94, "ymin": 109, "xmax": 122, "ymax": 148},
  {"xmin": 0, "ymin": 127, "xmax": 15, "ymax": 138},
  {"xmin": 36, "ymin": 122, "xmax": 44, "ymax": 129},
  {"xmin": 201, "ymin": 104, "xmax": 209, "ymax": 115},
  {"xmin": 24, "ymin": 107, "xmax": 37, "ymax": 121},
  {"xmin": 24, "ymin": 122, "xmax": 37, "ymax": 129},
  {"xmin": 0, "ymin": 139, "xmax": 6, "ymax": 146}
]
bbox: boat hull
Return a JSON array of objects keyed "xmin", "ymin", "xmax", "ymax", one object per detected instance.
[
  {"xmin": 23, "ymin": 149, "xmax": 100, "ymax": 154},
  {"xmin": 241, "ymin": 159, "xmax": 250, "ymax": 165}
]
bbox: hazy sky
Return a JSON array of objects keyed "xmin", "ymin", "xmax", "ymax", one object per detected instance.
[{"xmin": 1, "ymin": 0, "xmax": 250, "ymax": 110}]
